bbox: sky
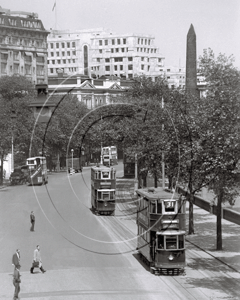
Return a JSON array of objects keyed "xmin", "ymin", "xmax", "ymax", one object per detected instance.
[{"xmin": 1, "ymin": 0, "xmax": 240, "ymax": 69}]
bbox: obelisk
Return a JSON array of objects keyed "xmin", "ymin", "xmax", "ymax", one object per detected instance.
[{"xmin": 186, "ymin": 24, "xmax": 197, "ymax": 96}]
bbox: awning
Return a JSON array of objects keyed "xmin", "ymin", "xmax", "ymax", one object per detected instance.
[
  {"xmin": 1, "ymin": 51, "xmax": 8, "ymax": 54},
  {"xmin": 25, "ymin": 52, "xmax": 32, "ymax": 56},
  {"xmin": 37, "ymin": 52, "xmax": 45, "ymax": 57}
]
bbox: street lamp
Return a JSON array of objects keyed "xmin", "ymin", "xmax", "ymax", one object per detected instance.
[
  {"xmin": 71, "ymin": 149, "xmax": 74, "ymax": 171},
  {"xmin": 10, "ymin": 110, "xmax": 17, "ymax": 173}
]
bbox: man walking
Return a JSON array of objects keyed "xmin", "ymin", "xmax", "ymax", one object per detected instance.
[
  {"xmin": 30, "ymin": 211, "xmax": 35, "ymax": 231},
  {"xmin": 13, "ymin": 264, "xmax": 21, "ymax": 300},
  {"xmin": 30, "ymin": 245, "xmax": 46, "ymax": 274},
  {"xmin": 12, "ymin": 249, "xmax": 20, "ymax": 269}
]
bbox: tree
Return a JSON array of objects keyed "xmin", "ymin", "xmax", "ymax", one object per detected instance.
[
  {"xmin": 0, "ymin": 75, "xmax": 36, "ymax": 184},
  {"xmin": 198, "ymin": 49, "xmax": 240, "ymax": 249}
]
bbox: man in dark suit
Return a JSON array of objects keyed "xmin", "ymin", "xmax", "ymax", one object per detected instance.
[
  {"xmin": 13, "ymin": 264, "xmax": 21, "ymax": 300},
  {"xmin": 12, "ymin": 249, "xmax": 20, "ymax": 268},
  {"xmin": 30, "ymin": 211, "xmax": 35, "ymax": 231}
]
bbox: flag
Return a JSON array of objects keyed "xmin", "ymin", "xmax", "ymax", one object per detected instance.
[{"xmin": 52, "ymin": 1, "xmax": 56, "ymax": 11}]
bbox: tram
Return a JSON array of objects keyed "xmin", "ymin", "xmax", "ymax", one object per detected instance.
[
  {"xmin": 101, "ymin": 146, "xmax": 118, "ymax": 166},
  {"xmin": 26, "ymin": 156, "xmax": 48, "ymax": 185},
  {"xmin": 136, "ymin": 187, "xmax": 186, "ymax": 275},
  {"xmin": 91, "ymin": 165, "xmax": 116, "ymax": 215}
]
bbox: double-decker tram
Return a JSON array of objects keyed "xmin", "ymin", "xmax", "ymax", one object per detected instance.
[
  {"xmin": 136, "ymin": 187, "xmax": 186, "ymax": 275},
  {"xmin": 91, "ymin": 165, "xmax": 116, "ymax": 215},
  {"xmin": 26, "ymin": 156, "xmax": 48, "ymax": 185},
  {"xmin": 101, "ymin": 146, "xmax": 118, "ymax": 166}
]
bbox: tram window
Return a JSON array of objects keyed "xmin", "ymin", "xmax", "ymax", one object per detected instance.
[
  {"xmin": 164, "ymin": 201, "xmax": 175, "ymax": 212},
  {"xmin": 179, "ymin": 235, "xmax": 184, "ymax": 249},
  {"xmin": 103, "ymin": 193, "xmax": 109, "ymax": 200},
  {"xmin": 166, "ymin": 236, "xmax": 177, "ymax": 249},
  {"xmin": 110, "ymin": 191, "xmax": 115, "ymax": 199},
  {"xmin": 157, "ymin": 235, "xmax": 164, "ymax": 249},
  {"xmin": 27, "ymin": 160, "xmax": 35, "ymax": 165},
  {"xmin": 102, "ymin": 172, "xmax": 109, "ymax": 179},
  {"xmin": 98, "ymin": 191, "xmax": 101, "ymax": 199},
  {"xmin": 157, "ymin": 201, "xmax": 162, "ymax": 214},
  {"xmin": 150, "ymin": 201, "xmax": 156, "ymax": 213}
]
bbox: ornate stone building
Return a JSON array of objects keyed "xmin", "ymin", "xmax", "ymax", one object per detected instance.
[{"xmin": 0, "ymin": 6, "xmax": 48, "ymax": 84}]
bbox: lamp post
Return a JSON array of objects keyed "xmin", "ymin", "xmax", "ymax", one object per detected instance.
[
  {"xmin": 10, "ymin": 110, "xmax": 17, "ymax": 173},
  {"xmin": 71, "ymin": 149, "xmax": 74, "ymax": 171}
]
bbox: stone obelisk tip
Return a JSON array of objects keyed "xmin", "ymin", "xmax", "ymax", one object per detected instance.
[{"xmin": 186, "ymin": 24, "xmax": 197, "ymax": 96}]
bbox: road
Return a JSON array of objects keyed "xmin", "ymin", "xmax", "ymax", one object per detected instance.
[{"xmin": 0, "ymin": 162, "xmax": 240, "ymax": 299}]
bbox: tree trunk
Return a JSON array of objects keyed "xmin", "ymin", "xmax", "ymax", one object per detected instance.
[
  {"xmin": 168, "ymin": 176, "xmax": 172, "ymax": 190},
  {"xmin": 188, "ymin": 192, "xmax": 194, "ymax": 234},
  {"xmin": 216, "ymin": 192, "xmax": 223, "ymax": 250},
  {"xmin": 0, "ymin": 154, "xmax": 3, "ymax": 185},
  {"xmin": 154, "ymin": 174, "xmax": 158, "ymax": 188}
]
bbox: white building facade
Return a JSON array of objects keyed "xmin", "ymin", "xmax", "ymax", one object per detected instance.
[{"xmin": 47, "ymin": 28, "xmax": 165, "ymax": 80}]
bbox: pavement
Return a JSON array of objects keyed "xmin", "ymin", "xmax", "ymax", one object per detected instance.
[{"xmin": 1, "ymin": 173, "xmax": 240, "ymax": 299}]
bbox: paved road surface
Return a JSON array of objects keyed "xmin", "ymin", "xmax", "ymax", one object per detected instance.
[{"xmin": 0, "ymin": 163, "xmax": 240, "ymax": 299}]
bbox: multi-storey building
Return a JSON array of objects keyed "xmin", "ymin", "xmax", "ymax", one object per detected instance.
[
  {"xmin": 0, "ymin": 7, "xmax": 48, "ymax": 84},
  {"xmin": 161, "ymin": 66, "xmax": 186, "ymax": 89},
  {"xmin": 47, "ymin": 28, "xmax": 165, "ymax": 80}
]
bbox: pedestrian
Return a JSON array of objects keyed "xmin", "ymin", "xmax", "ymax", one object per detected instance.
[
  {"xmin": 12, "ymin": 249, "xmax": 21, "ymax": 269},
  {"xmin": 30, "ymin": 211, "xmax": 35, "ymax": 231},
  {"xmin": 30, "ymin": 245, "xmax": 46, "ymax": 274},
  {"xmin": 13, "ymin": 264, "xmax": 21, "ymax": 300}
]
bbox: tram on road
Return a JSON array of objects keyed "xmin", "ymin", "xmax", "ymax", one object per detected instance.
[
  {"xmin": 26, "ymin": 156, "xmax": 48, "ymax": 185},
  {"xmin": 91, "ymin": 165, "xmax": 116, "ymax": 215},
  {"xmin": 136, "ymin": 187, "xmax": 186, "ymax": 275},
  {"xmin": 102, "ymin": 146, "xmax": 118, "ymax": 166}
]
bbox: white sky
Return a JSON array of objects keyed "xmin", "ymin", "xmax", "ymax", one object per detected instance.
[{"xmin": 1, "ymin": 0, "xmax": 240, "ymax": 69}]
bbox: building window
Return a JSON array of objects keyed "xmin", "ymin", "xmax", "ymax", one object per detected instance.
[
  {"xmin": 105, "ymin": 40, "xmax": 108, "ymax": 45},
  {"xmin": 36, "ymin": 56, "xmax": 44, "ymax": 63},
  {"xmin": 72, "ymin": 59, "xmax": 75, "ymax": 63},
  {"xmin": 105, "ymin": 66, "xmax": 110, "ymax": 71},
  {"xmin": 117, "ymin": 39, "xmax": 120, "ymax": 45},
  {"xmin": 13, "ymin": 64, "xmax": 19, "ymax": 74},
  {"xmin": 99, "ymin": 49, "xmax": 102, "ymax": 53},
  {"xmin": 62, "ymin": 52, "xmax": 65, "ymax": 56},
  {"xmin": 56, "ymin": 52, "xmax": 59, "ymax": 56},
  {"xmin": 25, "ymin": 65, "xmax": 32, "ymax": 75},
  {"xmin": 105, "ymin": 58, "xmax": 110, "ymax": 62},
  {"xmin": 52, "ymin": 60, "xmax": 55, "ymax": 64},
  {"xmin": 167, "ymin": 69, "xmax": 170, "ymax": 72},
  {"xmin": 84, "ymin": 45, "xmax": 89, "ymax": 75},
  {"xmin": 67, "ymin": 42, "xmax": 70, "ymax": 48},
  {"xmin": 67, "ymin": 51, "xmax": 70, "ymax": 56},
  {"xmin": 121, "ymin": 48, "xmax": 124, "ymax": 52},
  {"xmin": 128, "ymin": 65, "xmax": 133, "ymax": 70},
  {"xmin": 63, "ymin": 59, "xmax": 66, "ymax": 64},
  {"xmin": 112, "ymin": 39, "xmax": 115, "ymax": 45},
  {"xmin": 57, "ymin": 60, "xmax": 61, "ymax": 64},
  {"xmin": 61, "ymin": 42, "xmax": 65, "ymax": 48},
  {"xmin": 158, "ymin": 58, "xmax": 161, "ymax": 63},
  {"xmin": 148, "ymin": 39, "xmax": 150, "ymax": 45},
  {"xmin": 13, "ymin": 51, "xmax": 19, "ymax": 60},
  {"xmin": 129, "ymin": 74, "xmax": 133, "ymax": 78},
  {"xmin": 37, "ymin": 65, "xmax": 44, "ymax": 75},
  {"xmin": 115, "ymin": 48, "xmax": 119, "ymax": 52},
  {"xmin": 97, "ymin": 58, "xmax": 100, "ymax": 62},
  {"xmin": 138, "ymin": 38, "xmax": 140, "ymax": 44},
  {"xmin": 123, "ymin": 38, "xmax": 126, "ymax": 44},
  {"xmin": 72, "ymin": 42, "xmax": 75, "ymax": 47},
  {"xmin": 50, "ymin": 68, "xmax": 53, "ymax": 73},
  {"xmin": 128, "ymin": 57, "xmax": 132, "ymax": 61},
  {"xmin": 72, "ymin": 50, "xmax": 76, "ymax": 55},
  {"xmin": 99, "ymin": 40, "xmax": 102, "ymax": 46},
  {"xmin": 141, "ymin": 57, "xmax": 144, "ymax": 61},
  {"xmin": 68, "ymin": 59, "xmax": 71, "ymax": 63},
  {"xmin": 141, "ymin": 65, "xmax": 144, "ymax": 70},
  {"xmin": 51, "ymin": 52, "xmax": 54, "ymax": 57},
  {"xmin": 111, "ymin": 49, "xmax": 114, "ymax": 53},
  {"xmin": 120, "ymin": 65, "xmax": 123, "ymax": 70},
  {"xmin": 114, "ymin": 65, "xmax": 117, "ymax": 71},
  {"xmin": 56, "ymin": 43, "xmax": 59, "ymax": 48}
]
